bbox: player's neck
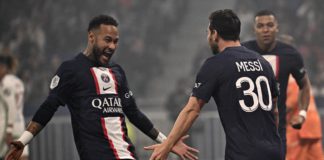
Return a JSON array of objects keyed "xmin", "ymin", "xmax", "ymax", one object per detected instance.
[
  {"xmin": 83, "ymin": 47, "xmax": 95, "ymax": 61},
  {"xmin": 218, "ymin": 40, "xmax": 241, "ymax": 52},
  {"xmin": 257, "ymin": 41, "xmax": 276, "ymax": 52}
]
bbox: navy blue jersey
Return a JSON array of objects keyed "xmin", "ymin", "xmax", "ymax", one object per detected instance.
[
  {"xmin": 242, "ymin": 40, "xmax": 306, "ymax": 145},
  {"xmin": 40, "ymin": 53, "xmax": 155, "ymax": 160},
  {"xmin": 192, "ymin": 46, "xmax": 282, "ymax": 160}
]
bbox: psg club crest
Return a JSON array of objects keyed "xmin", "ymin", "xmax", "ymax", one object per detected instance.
[{"xmin": 101, "ymin": 74, "xmax": 110, "ymax": 83}]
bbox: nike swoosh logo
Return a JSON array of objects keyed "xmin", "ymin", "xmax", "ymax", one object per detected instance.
[{"xmin": 103, "ymin": 86, "xmax": 111, "ymax": 91}]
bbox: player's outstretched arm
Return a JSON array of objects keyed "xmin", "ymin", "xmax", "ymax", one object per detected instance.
[
  {"xmin": 145, "ymin": 97, "xmax": 203, "ymax": 160},
  {"xmin": 124, "ymin": 104, "xmax": 199, "ymax": 159},
  {"xmin": 6, "ymin": 95, "xmax": 60, "ymax": 160},
  {"xmin": 5, "ymin": 121, "xmax": 43, "ymax": 160},
  {"xmin": 291, "ymin": 75, "xmax": 311, "ymax": 129}
]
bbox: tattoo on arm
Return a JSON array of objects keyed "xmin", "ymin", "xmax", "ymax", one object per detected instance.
[{"xmin": 26, "ymin": 121, "xmax": 44, "ymax": 136}]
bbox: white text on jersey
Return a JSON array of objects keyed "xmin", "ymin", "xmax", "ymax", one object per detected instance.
[{"xmin": 235, "ymin": 60, "xmax": 263, "ymax": 72}]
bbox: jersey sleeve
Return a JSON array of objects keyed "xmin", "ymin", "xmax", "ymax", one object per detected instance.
[
  {"xmin": 116, "ymin": 66, "xmax": 154, "ymax": 135},
  {"xmin": 191, "ymin": 59, "xmax": 219, "ymax": 103},
  {"xmin": 32, "ymin": 62, "xmax": 76, "ymax": 126},
  {"xmin": 290, "ymin": 49, "xmax": 306, "ymax": 83},
  {"xmin": 286, "ymin": 78, "xmax": 299, "ymax": 108},
  {"xmin": 48, "ymin": 62, "xmax": 76, "ymax": 105}
]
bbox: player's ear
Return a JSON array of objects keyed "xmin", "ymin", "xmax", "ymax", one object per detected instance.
[
  {"xmin": 88, "ymin": 31, "xmax": 95, "ymax": 45},
  {"xmin": 213, "ymin": 29, "xmax": 218, "ymax": 41},
  {"xmin": 253, "ymin": 24, "xmax": 257, "ymax": 34},
  {"xmin": 275, "ymin": 21, "xmax": 279, "ymax": 33},
  {"xmin": 275, "ymin": 26, "xmax": 279, "ymax": 33}
]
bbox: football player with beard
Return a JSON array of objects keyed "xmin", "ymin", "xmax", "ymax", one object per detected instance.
[
  {"xmin": 5, "ymin": 15, "xmax": 198, "ymax": 160},
  {"xmin": 145, "ymin": 9, "xmax": 282, "ymax": 160}
]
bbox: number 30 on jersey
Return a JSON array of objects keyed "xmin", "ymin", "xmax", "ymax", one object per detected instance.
[{"xmin": 235, "ymin": 76, "xmax": 272, "ymax": 112}]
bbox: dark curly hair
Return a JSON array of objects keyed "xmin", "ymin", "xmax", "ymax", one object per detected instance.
[{"xmin": 87, "ymin": 15, "xmax": 118, "ymax": 32}]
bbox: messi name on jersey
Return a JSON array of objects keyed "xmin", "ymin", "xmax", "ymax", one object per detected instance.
[
  {"xmin": 235, "ymin": 59, "xmax": 263, "ymax": 72},
  {"xmin": 91, "ymin": 97, "xmax": 123, "ymax": 114}
]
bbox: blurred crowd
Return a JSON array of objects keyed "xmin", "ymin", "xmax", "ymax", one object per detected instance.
[
  {"xmin": 0, "ymin": 0, "xmax": 188, "ymax": 113},
  {"xmin": 1, "ymin": 0, "xmax": 323, "ymax": 113}
]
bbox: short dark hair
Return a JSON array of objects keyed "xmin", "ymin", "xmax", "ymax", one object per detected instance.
[
  {"xmin": 209, "ymin": 9, "xmax": 241, "ymax": 41},
  {"xmin": 255, "ymin": 10, "xmax": 277, "ymax": 19},
  {"xmin": 87, "ymin": 15, "xmax": 118, "ymax": 32}
]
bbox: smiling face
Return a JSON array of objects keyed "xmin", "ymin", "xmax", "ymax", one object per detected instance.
[
  {"xmin": 89, "ymin": 24, "xmax": 119, "ymax": 66},
  {"xmin": 254, "ymin": 15, "xmax": 278, "ymax": 47}
]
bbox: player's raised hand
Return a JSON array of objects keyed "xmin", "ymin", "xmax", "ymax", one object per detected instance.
[
  {"xmin": 4, "ymin": 141, "xmax": 24, "ymax": 160},
  {"xmin": 145, "ymin": 135, "xmax": 199, "ymax": 160},
  {"xmin": 145, "ymin": 143, "xmax": 169, "ymax": 160},
  {"xmin": 290, "ymin": 114, "xmax": 305, "ymax": 129},
  {"xmin": 171, "ymin": 135, "xmax": 199, "ymax": 160}
]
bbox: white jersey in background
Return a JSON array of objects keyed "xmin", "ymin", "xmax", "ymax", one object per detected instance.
[
  {"xmin": 0, "ymin": 93, "xmax": 9, "ymax": 157},
  {"xmin": 0, "ymin": 74, "xmax": 29, "ymax": 157},
  {"xmin": 2, "ymin": 74, "xmax": 25, "ymax": 135}
]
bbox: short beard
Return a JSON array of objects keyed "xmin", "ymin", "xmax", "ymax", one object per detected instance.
[
  {"xmin": 92, "ymin": 44, "xmax": 103, "ymax": 66},
  {"xmin": 211, "ymin": 43, "xmax": 219, "ymax": 55}
]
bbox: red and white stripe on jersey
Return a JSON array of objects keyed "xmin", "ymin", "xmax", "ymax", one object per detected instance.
[
  {"xmin": 90, "ymin": 67, "xmax": 118, "ymax": 95},
  {"xmin": 101, "ymin": 117, "xmax": 135, "ymax": 160},
  {"xmin": 263, "ymin": 55, "xmax": 280, "ymax": 79}
]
